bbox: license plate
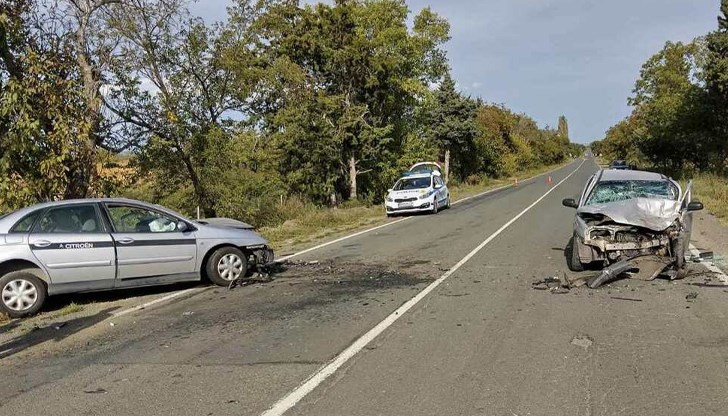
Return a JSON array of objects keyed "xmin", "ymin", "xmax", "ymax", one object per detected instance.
[{"xmin": 399, "ymin": 202, "xmax": 413, "ymax": 209}]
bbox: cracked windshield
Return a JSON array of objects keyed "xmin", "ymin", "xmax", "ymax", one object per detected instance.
[{"xmin": 2, "ymin": 1, "xmax": 728, "ymax": 415}]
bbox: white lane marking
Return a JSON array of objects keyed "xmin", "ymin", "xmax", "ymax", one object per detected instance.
[
  {"xmin": 260, "ymin": 159, "xmax": 586, "ymax": 416},
  {"xmin": 277, "ymin": 160, "xmax": 581, "ymax": 262},
  {"xmin": 688, "ymin": 244, "xmax": 728, "ymax": 284},
  {"xmin": 111, "ymin": 287, "xmax": 206, "ymax": 318}
]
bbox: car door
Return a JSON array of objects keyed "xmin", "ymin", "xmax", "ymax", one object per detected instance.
[
  {"xmin": 104, "ymin": 203, "xmax": 198, "ymax": 287},
  {"xmin": 434, "ymin": 176, "xmax": 447, "ymax": 202},
  {"xmin": 28, "ymin": 203, "xmax": 116, "ymax": 292}
]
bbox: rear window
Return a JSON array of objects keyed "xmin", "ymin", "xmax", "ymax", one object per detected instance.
[{"xmin": 586, "ymin": 180, "xmax": 678, "ymax": 205}]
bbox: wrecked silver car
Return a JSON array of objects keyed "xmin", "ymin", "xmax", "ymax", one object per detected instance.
[{"xmin": 562, "ymin": 169, "xmax": 704, "ymax": 287}]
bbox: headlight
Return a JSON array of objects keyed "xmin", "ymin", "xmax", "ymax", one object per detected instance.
[
  {"xmin": 419, "ymin": 190, "xmax": 430, "ymax": 199},
  {"xmin": 386, "ymin": 196, "xmax": 394, "ymax": 202}
]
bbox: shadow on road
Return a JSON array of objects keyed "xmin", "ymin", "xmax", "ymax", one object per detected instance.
[
  {"xmin": 0, "ymin": 307, "xmax": 118, "ymax": 360},
  {"xmin": 41, "ymin": 281, "xmax": 204, "ymax": 314}
]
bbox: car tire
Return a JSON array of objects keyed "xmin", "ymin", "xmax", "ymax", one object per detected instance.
[
  {"xmin": 446, "ymin": 195, "xmax": 451, "ymax": 209},
  {"xmin": 0, "ymin": 270, "xmax": 47, "ymax": 318},
  {"xmin": 206, "ymin": 246, "xmax": 248, "ymax": 286},
  {"xmin": 431, "ymin": 198, "xmax": 439, "ymax": 214},
  {"xmin": 566, "ymin": 235, "xmax": 585, "ymax": 272}
]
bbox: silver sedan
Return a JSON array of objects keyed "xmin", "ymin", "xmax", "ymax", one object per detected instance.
[{"xmin": 0, "ymin": 198, "xmax": 274, "ymax": 317}]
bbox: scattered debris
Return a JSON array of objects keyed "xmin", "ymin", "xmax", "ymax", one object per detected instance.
[
  {"xmin": 686, "ymin": 292, "xmax": 699, "ymax": 301},
  {"xmin": 109, "ymin": 322, "xmax": 115, "ymax": 327},
  {"xmin": 550, "ymin": 287, "xmax": 570, "ymax": 294},
  {"xmin": 571, "ymin": 334, "xmax": 593, "ymax": 350},
  {"xmin": 182, "ymin": 311, "xmax": 194, "ymax": 316},
  {"xmin": 84, "ymin": 388, "xmax": 107, "ymax": 394},
  {"xmin": 587, "ymin": 259, "xmax": 636, "ymax": 289},
  {"xmin": 53, "ymin": 322, "xmax": 67, "ymax": 330},
  {"xmin": 610, "ymin": 296, "xmax": 643, "ymax": 302}
]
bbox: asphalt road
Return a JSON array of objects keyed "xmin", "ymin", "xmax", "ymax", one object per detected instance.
[{"xmin": 2, "ymin": 158, "xmax": 727, "ymax": 416}]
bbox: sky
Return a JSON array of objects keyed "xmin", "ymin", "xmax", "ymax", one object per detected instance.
[{"xmin": 190, "ymin": 0, "xmax": 721, "ymax": 143}]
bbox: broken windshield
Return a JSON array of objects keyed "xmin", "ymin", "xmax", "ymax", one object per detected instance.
[
  {"xmin": 585, "ymin": 180, "xmax": 678, "ymax": 205},
  {"xmin": 394, "ymin": 177, "xmax": 431, "ymax": 191}
]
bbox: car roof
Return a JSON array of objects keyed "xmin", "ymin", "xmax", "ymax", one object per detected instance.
[
  {"xmin": 398, "ymin": 173, "xmax": 432, "ymax": 180},
  {"xmin": 0, "ymin": 198, "xmax": 186, "ymax": 233},
  {"xmin": 598, "ymin": 169, "xmax": 670, "ymax": 182}
]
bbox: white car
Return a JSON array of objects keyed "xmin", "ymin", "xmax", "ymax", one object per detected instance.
[{"xmin": 385, "ymin": 172, "xmax": 450, "ymax": 216}]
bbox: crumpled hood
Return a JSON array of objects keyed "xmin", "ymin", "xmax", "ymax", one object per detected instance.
[
  {"xmin": 577, "ymin": 198, "xmax": 681, "ymax": 231},
  {"xmin": 196, "ymin": 217, "xmax": 254, "ymax": 229}
]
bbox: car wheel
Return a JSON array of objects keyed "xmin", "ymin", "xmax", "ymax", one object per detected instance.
[
  {"xmin": 206, "ymin": 246, "xmax": 248, "ymax": 286},
  {"xmin": 566, "ymin": 235, "xmax": 585, "ymax": 272},
  {"xmin": 431, "ymin": 198, "xmax": 439, "ymax": 214},
  {"xmin": 446, "ymin": 195, "xmax": 451, "ymax": 209},
  {"xmin": 0, "ymin": 271, "xmax": 47, "ymax": 318}
]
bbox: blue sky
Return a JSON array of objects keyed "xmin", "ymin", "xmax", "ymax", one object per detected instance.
[{"xmin": 190, "ymin": 0, "xmax": 720, "ymax": 143}]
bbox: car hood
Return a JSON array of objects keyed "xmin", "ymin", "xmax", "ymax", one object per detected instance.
[
  {"xmin": 389, "ymin": 189, "xmax": 431, "ymax": 199},
  {"xmin": 195, "ymin": 220, "xmax": 268, "ymax": 245},
  {"xmin": 577, "ymin": 198, "xmax": 681, "ymax": 231}
]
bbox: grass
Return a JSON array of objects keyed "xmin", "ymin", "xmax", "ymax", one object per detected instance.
[
  {"xmin": 261, "ymin": 160, "xmax": 571, "ymax": 251},
  {"xmin": 0, "ymin": 312, "xmax": 8, "ymax": 323},
  {"xmin": 693, "ymin": 173, "xmax": 728, "ymax": 223},
  {"xmin": 52, "ymin": 302, "xmax": 85, "ymax": 318}
]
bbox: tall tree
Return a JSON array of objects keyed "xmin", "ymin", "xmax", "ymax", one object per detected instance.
[
  {"xmin": 254, "ymin": 0, "xmax": 449, "ymax": 202},
  {"xmin": 425, "ymin": 74, "xmax": 478, "ymax": 182},
  {"xmin": 0, "ymin": 0, "xmax": 95, "ymax": 209},
  {"xmin": 105, "ymin": 0, "xmax": 243, "ymax": 217},
  {"xmin": 704, "ymin": 0, "xmax": 728, "ymax": 173},
  {"xmin": 557, "ymin": 115, "xmax": 569, "ymax": 140}
]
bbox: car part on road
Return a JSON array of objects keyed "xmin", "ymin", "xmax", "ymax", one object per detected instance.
[{"xmin": 587, "ymin": 259, "xmax": 636, "ymax": 288}]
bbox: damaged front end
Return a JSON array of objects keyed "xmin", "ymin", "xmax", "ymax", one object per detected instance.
[{"xmin": 574, "ymin": 198, "xmax": 689, "ymax": 288}]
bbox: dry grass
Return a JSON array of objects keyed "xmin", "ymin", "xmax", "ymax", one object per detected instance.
[
  {"xmin": 0, "ymin": 312, "xmax": 8, "ymax": 323},
  {"xmin": 52, "ymin": 302, "xmax": 85, "ymax": 318},
  {"xmin": 693, "ymin": 173, "xmax": 728, "ymax": 223},
  {"xmin": 261, "ymin": 161, "xmax": 571, "ymax": 251}
]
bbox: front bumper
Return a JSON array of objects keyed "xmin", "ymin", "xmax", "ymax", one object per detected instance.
[
  {"xmin": 250, "ymin": 246, "xmax": 275, "ymax": 268},
  {"xmin": 385, "ymin": 200, "xmax": 432, "ymax": 214}
]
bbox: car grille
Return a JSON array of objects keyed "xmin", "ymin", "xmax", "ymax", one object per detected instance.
[{"xmin": 395, "ymin": 197, "xmax": 418, "ymax": 203}]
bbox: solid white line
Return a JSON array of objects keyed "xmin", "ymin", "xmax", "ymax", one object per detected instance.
[
  {"xmin": 277, "ymin": 159, "xmax": 581, "ymax": 262},
  {"xmin": 688, "ymin": 244, "xmax": 728, "ymax": 284},
  {"xmin": 260, "ymin": 159, "xmax": 586, "ymax": 416},
  {"xmin": 111, "ymin": 287, "xmax": 205, "ymax": 318}
]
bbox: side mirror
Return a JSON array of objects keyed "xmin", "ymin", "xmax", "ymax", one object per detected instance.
[
  {"xmin": 434, "ymin": 184, "xmax": 442, "ymax": 189},
  {"xmin": 177, "ymin": 221, "xmax": 189, "ymax": 232},
  {"xmin": 687, "ymin": 201, "xmax": 704, "ymax": 212},
  {"xmin": 562, "ymin": 198, "xmax": 578, "ymax": 209}
]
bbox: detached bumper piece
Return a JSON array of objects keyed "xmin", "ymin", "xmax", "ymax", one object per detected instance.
[{"xmin": 587, "ymin": 255, "xmax": 673, "ymax": 289}]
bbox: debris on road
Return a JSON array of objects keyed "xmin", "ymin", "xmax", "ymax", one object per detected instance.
[
  {"xmin": 182, "ymin": 311, "xmax": 194, "ymax": 316},
  {"xmin": 532, "ymin": 275, "xmax": 571, "ymax": 293},
  {"xmin": 570, "ymin": 334, "xmax": 593, "ymax": 350},
  {"xmin": 53, "ymin": 322, "xmax": 66, "ymax": 330},
  {"xmin": 610, "ymin": 296, "xmax": 643, "ymax": 302},
  {"xmin": 686, "ymin": 292, "xmax": 699, "ymax": 301},
  {"xmin": 83, "ymin": 388, "xmax": 107, "ymax": 394}
]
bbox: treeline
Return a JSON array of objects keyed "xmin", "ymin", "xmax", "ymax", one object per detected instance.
[
  {"xmin": 0, "ymin": 0, "xmax": 582, "ymax": 226},
  {"xmin": 592, "ymin": 1, "xmax": 728, "ymax": 178}
]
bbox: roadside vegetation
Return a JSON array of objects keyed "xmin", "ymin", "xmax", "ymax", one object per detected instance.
[
  {"xmin": 592, "ymin": 1, "xmax": 728, "ymax": 220},
  {"xmin": 0, "ymin": 0, "xmax": 583, "ymax": 231}
]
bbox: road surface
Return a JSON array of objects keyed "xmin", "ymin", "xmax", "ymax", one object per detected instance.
[{"xmin": 1, "ymin": 158, "xmax": 727, "ymax": 416}]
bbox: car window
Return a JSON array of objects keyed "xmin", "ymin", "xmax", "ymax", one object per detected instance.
[
  {"xmin": 394, "ymin": 177, "xmax": 431, "ymax": 190},
  {"xmin": 11, "ymin": 211, "xmax": 41, "ymax": 233},
  {"xmin": 106, "ymin": 204, "xmax": 181, "ymax": 233},
  {"xmin": 585, "ymin": 180, "xmax": 679, "ymax": 205},
  {"xmin": 434, "ymin": 176, "xmax": 443, "ymax": 186},
  {"xmin": 35, "ymin": 205, "xmax": 102, "ymax": 233}
]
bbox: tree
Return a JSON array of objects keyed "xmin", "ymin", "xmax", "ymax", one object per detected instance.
[
  {"xmin": 254, "ymin": 0, "xmax": 449, "ymax": 202},
  {"xmin": 425, "ymin": 74, "xmax": 477, "ymax": 182},
  {"xmin": 0, "ymin": 0, "xmax": 95, "ymax": 209},
  {"xmin": 557, "ymin": 115, "xmax": 569, "ymax": 140},
  {"xmin": 704, "ymin": 0, "xmax": 728, "ymax": 173},
  {"xmin": 105, "ymin": 0, "xmax": 242, "ymax": 217}
]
